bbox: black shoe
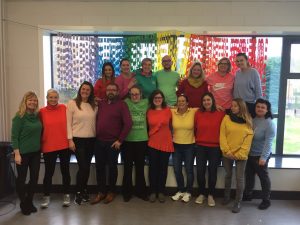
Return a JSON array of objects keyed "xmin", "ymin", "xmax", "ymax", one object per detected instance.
[
  {"xmin": 82, "ymin": 189, "xmax": 90, "ymax": 203},
  {"xmin": 123, "ymin": 195, "xmax": 132, "ymax": 202},
  {"xmin": 258, "ymin": 200, "xmax": 271, "ymax": 210},
  {"xmin": 232, "ymin": 202, "xmax": 241, "ymax": 213},
  {"xmin": 137, "ymin": 194, "xmax": 149, "ymax": 201},
  {"xmin": 28, "ymin": 202, "xmax": 37, "ymax": 213},
  {"xmin": 20, "ymin": 202, "xmax": 31, "ymax": 216},
  {"xmin": 242, "ymin": 194, "xmax": 253, "ymax": 201},
  {"xmin": 74, "ymin": 192, "xmax": 83, "ymax": 205}
]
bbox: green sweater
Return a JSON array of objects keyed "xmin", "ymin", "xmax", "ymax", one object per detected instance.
[
  {"xmin": 154, "ymin": 70, "xmax": 180, "ymax": 106},
  {"xmin": 11, "ymin": 112, "xmax": 42, "ymax": 154},
  {"xmin": 135, "ymin": 69, "xmax": 157, "ymax": 98},
  {"xmin": 125, "ymin": 98, "xmax": 149, "ymax": 142}
]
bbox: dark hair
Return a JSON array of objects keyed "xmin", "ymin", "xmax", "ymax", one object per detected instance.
[
  {"xmin": 101, "ymin": 62, "xmax": 115, "ymax": 83},
  {"xmin": 199, "ymin": 92, "xmax": 217, "ymax": 112},
  {"xmin": 149, "ymin": 89, "xmax": 167, "ymax": 109},
  {"xmin": 236, "ymin": 52, "xmax": 248, "ymax": 60},
  {"xmin": 129, "ymin": 85, "xmax": 142, "ymax": 95},
  {"xmin": 120, "ymin": 58, "xmax": 130, "ymax": 66},
  {"xmin": 75, "ymin": 81, "xmax": 96, "ymax": 110},
  {"xmin": 106, "ymin": 83, "xmax": 119, "ymax": 91},
  {"xmin": 254, "ymin": 98, "xmax": 273, "ymax": 119},
  {"xmin": 177, "ymin": 93, "xmax": 189, "ymax": 103}
]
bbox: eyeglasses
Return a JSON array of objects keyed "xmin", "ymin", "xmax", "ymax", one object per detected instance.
[
  {"xmin": 130, "ymin": 93, "xmax": 140, "ymax": 96},
  {"xmin": 162, "ymin": 60, "xmax": 171, "ymax": 63},
  {"xmin": 219, "ymin": 63, "xmax": 229, "ymax": 66},
  {"xmin": 154, "ymin": 96, "xmax": 163, "ymax": 100}
]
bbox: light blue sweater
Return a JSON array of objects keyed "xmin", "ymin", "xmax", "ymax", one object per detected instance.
[
  {"xmin": 233, "ymin": 68, "xmax": 262, "ymax": 103},
  {"xmin": 250, "ymin": 117, "xmax": 276, "ymax": 161}
]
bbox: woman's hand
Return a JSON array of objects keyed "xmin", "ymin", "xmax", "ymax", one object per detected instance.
[
  {"xmin": 14, "ymin": 149, "xmax": 22, "ymax": 165},
  {"xmin": 69, "ymin": 139, "xmax": 76, "ymax": 152},
  {"xmin": 216, "ymin": 105, "xmax": 225, "ymax": 112},
  {"xmin": 127, "ymin": 78, "xmax": 137, "ymax": 89},
  {"xmin": 259, "ymin": 159, "xmax": 266, "ymax": 166}
]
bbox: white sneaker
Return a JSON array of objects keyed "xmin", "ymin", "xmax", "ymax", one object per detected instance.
[
  {"xmin": 171, "ymin": 192, "xmax": 184, "ymax": 201},
  {"xmin": 208, "ymin": 195, "xmax": 216, "ymax": 207},
  {"xmin": 41, "ymin": 196, "xmax": 50, "ymax": 208},
  {"xmin": 181, "ymin": 192, "xmax": 191, "ymax": 203},
  {"xmin": 195, "ymin": 194, "xmax": 206, "ymax": 204},
  {"xmin": 63, "ymin": 194, "xmax": 71, "ymax": 207}
]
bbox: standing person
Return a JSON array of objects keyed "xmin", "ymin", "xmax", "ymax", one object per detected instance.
[
  {"xmin": 115, "ymin": 58, "xmax": 136, "ymax": 99},
  {"xmin": 194, "ymin": 93, "xmax": 225, "ymax": 207},
  {"xmin": 206, "ymin": 57, "xmax": 235, "ymax": 111},
  {"xmin": 122, "ymin": 86, "xmax": 149, "ymax": 202},
  {"xmin": 94, "ymin": 62, "xmax": 115, "ymax": 101},
  {"xmin": 67, "ymin": 81, "xmax": 97, "ymax": 205},
  {"xmin": 147, "ymin": 90, "xmax": 174, "ymax": 203},
  {"xmin": 243, "ymin": 99, "xmax": 276, "ymax": 210},
  {"xmin": 233, "ymin": 53, "xmax": 262, "ymax": 117},
  {"xmin": 220, "ymin": 98, "xmax": 253, "ymax": 213},
  {"xmin": 135, "ymin": 58, "xmax": 157, "ymax": 99},
  {"xmin": 155, "ymin": 55, "xmax": 180, "ymax": 106},
  {"xmin": 91, "ymin": 83, "xmax": 132, "ymax": 204},
  {"xmin": 40, "ymin": 89, "xmax": 71, "ymax": 208},
  {"xmin": 11, "ymin": 91, "xmax": 42, "ymax": 215},
  {"xmin": 171, "ymin": 94, "xmax": 197, "ymax": 203},
  {"xmin": 177, "ymin": 61, "xmax": 208, "ymax": 108}
]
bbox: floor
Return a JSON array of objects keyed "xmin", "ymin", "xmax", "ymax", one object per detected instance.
[{"xmin": 1, "ymin": 194, "xmax": 300, "ymax": 225}]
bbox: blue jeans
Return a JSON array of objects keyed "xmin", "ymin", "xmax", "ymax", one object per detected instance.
[
  {"xmin": 172, "ymin": 143, "xmax": 195, "ymax": 194},
  {"xmin": 222, "ymin": 157, "xmax": 247, "ymax": 203}
]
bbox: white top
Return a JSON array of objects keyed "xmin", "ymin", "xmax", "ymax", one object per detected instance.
[{"xmin": 66, "ymin": 100, "xmax": 97, "ymax": 139}]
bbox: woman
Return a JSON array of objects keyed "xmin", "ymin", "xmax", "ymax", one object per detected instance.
[
  {"xmin": 194, "ymin": 93, "xmax": 225, "ymax": 206},
  {"xmin": 206, "ymin": 57, "xmax": 235, "ymax": 111},
  {"xmin": 233, "ymin": 53, "xmax": 262, "ymax": 117},
  {"xmin": 135, "ymin": 58, "xmax": 157, "ymax": 98},
  {"xmin": 67, "ymin": 81, "xmax": 97, "ymax": 205},
  {"xmin": 122, "ymin": 86, "xmax": 149, "ymax": 202},
  {"xmin": 177, "ymin": 61, "xmax": 208, "ymax": 108},
  {"xmin": 115, "ymin": 58, "xmax": 136, "ymax": 99},
  {"xmin": 147, "ymin": 90, "xmax": 174, "ymax": 203},
  {"xmin": 40, "ymin": 89, "xmax": 71, "ymax": 208},
  {"xmin": 94, "ymin": 62, "xmax": 115, "ymax": 101},
  {"xmin": 171, "ymin": 94, "xmax": 197, "ymax": 203},
  {"xmin": 11, "ymin": 91, "xmax": 42, "ymax": 215},
  {"xmin": 220, "ymin": 98, "xmax": 253, "ymax": 213},
  {"xmin": 244, "ymin": 98, "xmax": 276, "ymax": 210}
]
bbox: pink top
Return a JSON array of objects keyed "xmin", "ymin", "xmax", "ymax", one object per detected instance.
[
  {"xmin": 115, "ymin": 73, "xmax": 135, "ymax": 99},
  {"xmin": 206, "ymin": 72, "xmax": 235, "ymax": 109}
]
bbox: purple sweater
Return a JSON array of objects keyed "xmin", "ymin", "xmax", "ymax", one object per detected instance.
[{"xmin": 96, "ymin": 99, "xmax": 133, "ymax": 142}]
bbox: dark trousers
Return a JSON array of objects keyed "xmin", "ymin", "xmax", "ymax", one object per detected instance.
[
  {"xmin": 195, "ymin": 145, "xmax": 221, "ymax": 196},
  {"xmin": 73, "ymin": 137, "xmax": 95, "ymax": 193},
  {"xmin": 172, "ymin": 143, "xmax": 195, "ymax": 193},
  {"xmin": 245, "ymin": 156, "xmax": 271, "ymax": 200},
  {"xmin": 43, "ymin": 149, "xmax": 71, "ymax": 195},
  {"xmin": 246, "ymin": 102, "xmax": 256, "ymax": 118},
  {"xmin": 16, "ymin": 151, "xmax": 40, "ymax": 203},
  {"xmin": 94, "ymin": 140, "xmax": 120, "ymax": 194},
  {"xmin": 148, "ymin": 147, "xmax": 171, "ymax": 194},
  {"xmin": 122, "ymin": 141, "xmax": 147, "ymax": 197}
]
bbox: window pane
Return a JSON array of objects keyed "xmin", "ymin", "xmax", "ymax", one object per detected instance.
[
  {"xmin": 283, "ymin": 79, "xmax": 300, "ymax": 154},
  {"xmin": 290, "ymin": 44, "xmax": 300, "ymax": 73}
]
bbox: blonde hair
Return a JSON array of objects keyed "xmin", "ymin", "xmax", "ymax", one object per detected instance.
[
  {"xmin": 17, "ymin": 91, "xmax": 39, "ymax": 117},
  {"xmin": 188, "ymin": 61, "xmax": 205, "ymax": 82},
  {"xmin": 46, "ymin": 88, "xmax": 59, "ymax": 98},
  {"xmin": 232, "ymin": 98, "xmax": 252, "ymax": 128}
]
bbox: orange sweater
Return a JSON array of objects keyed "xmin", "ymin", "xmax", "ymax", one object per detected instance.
[
  {"xmin": 147, "ymin": 108, "xmax": 174, "ymax": 152},
  {"xmin": 40, "ymin": 104, "xmax": 69, "ymax": 153}
]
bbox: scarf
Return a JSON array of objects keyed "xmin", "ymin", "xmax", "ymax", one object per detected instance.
[
  {"xmin": 229, "ymin": 112, "xmax": 246, "ymax": 124},
  {"xmin": 187, "ymin": 77, "xmax": 203, "ymax": 88}
]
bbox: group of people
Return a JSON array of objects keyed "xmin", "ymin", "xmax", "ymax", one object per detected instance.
[{"xmin": 11, "ymin": 52, "xmax": 275, "ymax": 216}]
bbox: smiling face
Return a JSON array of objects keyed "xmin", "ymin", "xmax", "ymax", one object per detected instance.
[
  {"xmin": 130, "ymin": 87, "xmax": 141, "ymax": 103},
  {"xmin": 218, "ymin": 59, "xmax": 230, "ymax": 74},
  {"xmin": 153, "ymin": 93, "xmax": 163, "ymax": 108},
  {"xmin": 80, "ymin": 84, "xmax": 92, "ymax": 101},
  {"xmin": 47, "ymin": 92, "xmax": 59, "ymax": 106},
  {"xmin": 121, "ymin": 60, "xmax": 131, "ymax": 74},
  {"xmin": 142, "ymin": 60, "xmax": 152, "ymax": 74},
  {"xmin": 162, "ymin": 55, "xmax": 172, "ymax": 71},
  {"xmin": 104, "ymin": 65, "xmax": 113, "ymax": 79},
  {"xmin": 26, "ymin": 96, "xmax": 38, "ymax": 112},
  {"xmin": 255, "ymin": 102, "xmax": 268, "ymax": 118},
  {"xmin": 202, "ymin": 95, "xmax": 213, "ymax": 111},
  {"xmin": 231, "ymin": 101, "xmax": 240, "ymax": 115},
  {"xmin": 190, "ymin": 64, "xmax": 202, "ymax": 78},
  {"xmin": 106, "ymin": 84, "xmax": 118, "ymax": 100},
  {"xmin": 235, "ymin": 55, "xmax": 249, "ymax": 69},
  {"xmin": 177, "ymin": 95, "xmax": 188, "ymax": 111}
]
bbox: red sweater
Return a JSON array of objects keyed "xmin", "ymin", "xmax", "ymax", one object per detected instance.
[
  {"xmin": 177, "ymin": 79, "xmax": 208, "ymax": 108},
  {"xmin": 40, "ymin": 104, "xmax": 69, "ymax": 153},
  {"xmin": 94, "ymin": 78, "xmax": 113, "ymax": 100},
  {"xmin": 194, "ymin": 110, "xmax": 225, "ymax": 147},
  {"xmin": 147, "ymin": 108, "xmax": 174, "ymax": 152}
]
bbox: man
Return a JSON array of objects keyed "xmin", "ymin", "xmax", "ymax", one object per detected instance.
[
  {"xmin": 155, "ymin": 55, "xmax": 180, "ymax": 106},
  {"xmin": 91, "ymin": 83, "xmax": 132, "ymax": 204}
]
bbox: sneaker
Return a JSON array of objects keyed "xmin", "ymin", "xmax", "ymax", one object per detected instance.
[
  {"xmin": 195, "ymin": 194, "xmax": 206, "ymax": 204},
  {"xmin": 82, "ymin": 189, "xmax": 90, "ymax": 203},
  {"xmin": 258, "ymin": 200, "xmax": 271, "ymax": 210},
  {"xmin": 232, "ymin": 202, "xmax": 241, "ymax": 213},
  {"xmin": 149, "ymin": 193, "xmax": 156, "ymax": 203},
  {"xmin": 207, "ymin": 195, "xmax": 215, "ymax": 207},
  {"xmin": 74, "ymin": 192, "xmax": 82, "ymax": 205},
  {"xmin": 181, "ymin": 192, "xmax": 191, "ymax": 203},
  {"xmin": 41, "ymin": 196, "xmax": 50, "ymax": 208},
  {"xmin": 171, "ymin": 192, "xmax": 184, "ymax": 201},
  {"xmin": 63, "ymin": 194, "xmax": 71, "ymax": 207},
  {"xmin": 158, "ymin": 193, "xmax": 166, "ymax": 203}
]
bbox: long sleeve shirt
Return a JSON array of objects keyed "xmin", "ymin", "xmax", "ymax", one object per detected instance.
[
  {"xmin": 135, "ymin": 69, "xmax": 157, "ymax": 98},
  {"xmin": 39, "ymin": 104, "xmax": 69, "ymax": 153},
  {"xmin": 233, "ymin": 68, "xmax": 262, "ymax": 103},
  {"xmin": 11, "ymin": 112, "xmax": 42, "ymax": 154},
  {"xmin": 250, "ymin": 117, "xmax": 276, "ymax": 161},
  {"xmin": 115, "ymin": 74, "xmax": 135, "ymax": 99},
  {"xmin": 96, "ymin": 99, "xmax": 133, "ymax": 142},
  {"xmin": 220, "ymin": 115, "xmax": 254, "ymax": 160},
  {"xmin": 94, "ymin": 78, "xmax": 113, "ymax": 101}
]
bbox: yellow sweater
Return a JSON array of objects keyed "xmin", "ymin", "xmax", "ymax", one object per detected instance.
[{"xmin": 220, "ymin": 115, "xmax": 254, "ymax": 160}]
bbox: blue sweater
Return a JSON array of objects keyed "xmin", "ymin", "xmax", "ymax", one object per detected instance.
[
  {"xmin": 250, "ymin": 117, "xmax": 276, "ymax": 160},
  {"xmin": 233, "ymin": 68, "xmax": 262, "ymax": 103}
]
